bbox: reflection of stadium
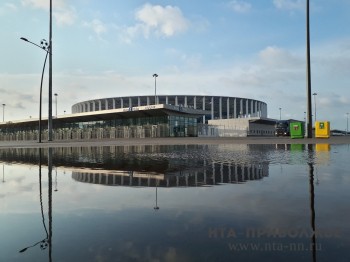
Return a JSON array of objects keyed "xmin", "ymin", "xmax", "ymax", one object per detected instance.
[
  {"xmin": 71, "ymin": 162, "xmax": 269, "ymax": 187},
  {"xmin": 0, "ymin": 145, "xmax": 270, "ymax": 187}
]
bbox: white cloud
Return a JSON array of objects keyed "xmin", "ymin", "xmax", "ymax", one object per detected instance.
[
  {"xmin": 124, "ymin": 4, "xmax": 189, "ymax": 40},
  {"xmin": 83, "ymin": 19, "xmax": 107, "ymax": 36},
  {"xmin": 273, "ymin": 0, "xmax": 304, "ymax": 11},
  {"xmin": 21, "ymin": 0, "xmax": 66, "ymax": 10},
  {"xmin": 258, "ymin": 46, "xmax": 303, "ymax": 68},
  {"xmin": 53, "ymin": 6, "xmax": 77, "ymax": 26},
  {"xmin": 0, "ymin": 2, "xmax": 18, "ymax": 15},
  {"xmin": 5, "ymin": 3, "xmax": 18, "ymax": 11},
  {"xmin": 21, "ymin": 0, "xmax": 77, "ymax": 26},
  {"xmin": 228, "ymin": 0, "xmax": 252, "ymax": 13}
]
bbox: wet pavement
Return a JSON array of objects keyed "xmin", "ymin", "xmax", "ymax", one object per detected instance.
[
  {"xmin": 0, "ymin": 136, "xmax": 350, "ymax": 148},
  {"xmin": 0, "ymin": 142, "xmax": 349, "ymax": 261}
]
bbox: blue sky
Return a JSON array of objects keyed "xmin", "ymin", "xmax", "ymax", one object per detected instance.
[{"xmin": 0, "ymin": 0, "xmax": 349, "ymax": 129}]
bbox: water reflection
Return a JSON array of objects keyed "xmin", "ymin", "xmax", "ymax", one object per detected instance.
[
  {"xmin": 0, "ymin": 143, "xmax": 348, "ymax": 262},
  {"xmin": 17, "ymin": 148, "xmax": 53, "ymax": 262},
  {"xmin": 0, "ymin": 145, "xmax": 270, "ymax": 188},
  {"xmin": 308, "ymin": 146, "xmax": 317, "ymax": 262}
]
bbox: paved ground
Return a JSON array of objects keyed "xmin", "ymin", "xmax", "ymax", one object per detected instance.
[{"xmin": 0, "ymin": 136, "xmax": 349, "ymax": 148}]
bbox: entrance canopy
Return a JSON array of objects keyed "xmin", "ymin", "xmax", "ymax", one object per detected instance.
[{"xmin": 0, "ymin": 104, "xmax": 210, "ymax": 129}]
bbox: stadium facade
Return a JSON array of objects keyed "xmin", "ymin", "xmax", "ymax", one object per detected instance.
[
  {"xmin": 0, "ymin": 95, "xmax": 268, "ymax": 141},
  {"xmin": 72, "ymin": 95, "xmax": 267, "ymax": 123}
]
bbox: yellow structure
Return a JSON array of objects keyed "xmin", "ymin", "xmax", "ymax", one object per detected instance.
[{"xmin": 315, "ymin": 121, "xmax": 330, "ymax": 138}]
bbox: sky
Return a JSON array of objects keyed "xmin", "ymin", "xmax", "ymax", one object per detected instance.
[{"xmin": 0, "ymin": 0, "xmax": 349, "ymax": 130}]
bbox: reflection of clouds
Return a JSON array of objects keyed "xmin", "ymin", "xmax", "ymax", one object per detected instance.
[{"xmin": 109, "ymin": 244, "xmax": 191, "ymax": 262}]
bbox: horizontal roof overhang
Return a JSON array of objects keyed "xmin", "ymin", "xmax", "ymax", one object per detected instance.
[
  {"xmin": 0, "ymin": 104, "xmax": 210, "ymax": 128},
  {"xmin": 249, "ymin": 117, "xmax": 278, "ymax": 125}
]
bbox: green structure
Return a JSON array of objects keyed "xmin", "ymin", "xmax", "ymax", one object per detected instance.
[{"xmin": 289, "ymin": 122, "xmax": 304, "ymax": 139}]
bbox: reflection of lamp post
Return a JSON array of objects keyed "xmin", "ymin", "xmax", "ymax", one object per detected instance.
[
  {"xmin": 19, "ymin": 148, "xmax": 49, "ymax": 254},
  {"xmin": 153, "ymin": 74, "xmax": 158, "ymax": 105},
  {"xmin": 20, "ymin": 37, "xmax": 50, "ymax": 143},
  {"xmin": 154, "ymin": 180, "xmax": 160, "ymax": 210},
  {"xmin": 54, "ymin": 167, "xmax": 58, "ymax": 192},
  {"xmin": 308, "ymin": 156, "xmax": 317, "ymax": 261}
]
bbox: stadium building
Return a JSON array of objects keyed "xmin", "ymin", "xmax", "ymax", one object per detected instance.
[{"xmin": 0, "ymin": 95, "xmax": 269, "ymax": 141}]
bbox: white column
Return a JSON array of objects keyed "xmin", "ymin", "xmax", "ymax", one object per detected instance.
[
  {"xmin": 138, "ymin": 97, "xmax": 141, "ymax": 106},
  {"xmin": 227, "ymin": 97, "xmax": 230, "ymax": 119},
  {"xmin": 166, "ymin": 96, "xmax": 169, "ymax": 104},
  {"xmin": 175, "ymin": 96, "xmax": 178, "ymax": 106},
  {"xmin": 255, "ymin": 101, "xmax": 258, "ymax": 117},
  {"xmin": 194, "ymin": 96, "xmax": 197, "ymax": 109},
  {"xmin": 147, "ymin": 96, "xmax": 150, "ymax": 105},
  {"xmin": 219, "ymin": 97, "xmax": 222, "ymax": 119},
  {"xmin": 113, "ymin": 98, "xmax": 116, "ymax": 109},
  {"xmin": 120, "ymin": 98, "xmax": 124, "ymax": 108},
  {"xmin": 93, "ymin": 101, "xmax": 96, "ymax": 111},
  {"xmin": 240, "ymin": 99, "xmax": 243, "ymax": 117},
  {"xmin": 211, "ymin": 97, "xmax": 214, "ymax": 119},
  {"xmin": 234, "ymin": 98, "xmax": 237, "ymax": 118},
  {"xmin": 246, "ymin": 100, "xmax": 249, "ymax": 117},
  {"xmin": 184, "ymin": 96, "xmax": 188, "ymax": 107}
]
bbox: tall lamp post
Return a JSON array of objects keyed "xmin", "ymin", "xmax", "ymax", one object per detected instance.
[
  {"xmin": 20, "ymin": 37, "xmax": 50, "ymax": 143},
  {"xmin": 54, "ymin": 93, "xmax": 58, "ymax": 118},
  {"xmin": 2, "ymin": 104, "xmax": 5, "ymax": 122},
  {"xmin": 313, "ymin": 93, "xmax": 317, "ymax": 126},
  {"xmin": 347, "ymin": 113, "xmax": 349, "ymax": 135},
  {"xmin": 48, "ymin": 0, "xmax": 53, "ymax": 141},
  {"xmin": 279, "ymin": 107, "xmax": 282, "ymax": 120},
  {"xmin": 306, "ymin": 0, "xmax": 313, "ymax": 138},
  {"xmin": 153, "ymin": 74, "xmax": 158, "ymax": 105}
]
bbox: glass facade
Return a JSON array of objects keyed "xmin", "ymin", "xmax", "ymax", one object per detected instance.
[{"xmin": 0, "ymin": 115, "xmax": 199, "ymax": 141}]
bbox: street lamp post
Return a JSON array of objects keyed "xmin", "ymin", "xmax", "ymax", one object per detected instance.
[
  {"xmin": 347, "ymin": 113, "xmax": 349, "ymax": 135},
  {"xmin": 279, "ymin": 107, "xmax": 282, "ymax": 120},
  {"xmin": 54, "ymin": 93, "xmax": 58, "ymax": 118},
  {"xmin": 2, "ymin": 104, "xmax": 5, "ymax": 122},
  {"xmin": 20, "ymin": 38, "xmax": 50, "ymax": 143},
  {"xmin": 313, "ymin": 93, "xmax": 317, "ymax": 126},
  {"xmin": 306, "ymin": 0, "xmax": 313, "ymax": 138},
  {"xmin": 48, "ymin": 0, "xmax": 53, "ymax": 141},
  {"xmin": 153, "ymin": 74, "xmax": 158, "ymax": 105}
]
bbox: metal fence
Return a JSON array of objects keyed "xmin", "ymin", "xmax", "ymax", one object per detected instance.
[{"xmin": 0, "ymin": 124, "xmax": 175, "ymax": 141}]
